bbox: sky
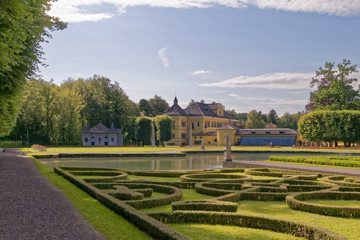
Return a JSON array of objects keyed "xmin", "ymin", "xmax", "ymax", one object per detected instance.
[{"xmin": 40, "ymin": 0, "xmax": 360, "ymax": 115}]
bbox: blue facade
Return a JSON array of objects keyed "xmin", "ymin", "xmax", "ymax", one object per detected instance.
[{"xmin": 240, "ymin": 136, "xmax": 296, "ymax": 146}]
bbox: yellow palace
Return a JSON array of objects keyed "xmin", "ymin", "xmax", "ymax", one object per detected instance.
[{"xmin": 164, "ymin": 97, "xmax": 299, "ymax": 147}]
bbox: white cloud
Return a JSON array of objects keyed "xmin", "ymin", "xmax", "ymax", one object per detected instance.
[
  {"xmin": 228, "ymin": 93, "xmax": 239, "ymax": 97},
  {"xmin": 49, "ymin": 0, "xmax": 360, "ymax": 23},
  {"xmin": 191, "ymin": 70, "xmax": 211, "ymax": 75},
  {"xmin": 199, "ymin": 72, "xmax": 314, "ymax": 90},
  {"xmin": 158, "ymin": 47, "xmax": 170, "ymax": 68}
]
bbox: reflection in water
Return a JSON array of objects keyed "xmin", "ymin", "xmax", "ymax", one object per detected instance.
[{"xmin": 39, "ymin": 152, "xmax": 321, "ymax": 171}]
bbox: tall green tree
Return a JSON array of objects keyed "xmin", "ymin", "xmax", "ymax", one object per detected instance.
[
  {"xmin": 154, "ymin": 115, "xmax": 173, "ymax": 146},
  {"xmin": 246, "ymin": 110, "xmax": 266, "ymax": 129},
  {"xmin": 148, "ymin": 95, "xmax": 169, "ymax": 117},
  {"xmin": 135, "ymin": 117, "xmax": 152, "ymax": 146},
  {"xmin": 0, "ymin": 0, "xmax": 66, "ymax": 137},
  {"xmin": 267, "ymin": 109, "xmax": 278, "ymax": 124},
  {"xmin": 277, "ymin": 112, "xmax": 303, "ymax": 130},
  {"xmin": 139, "ymin": 99, "xmax": 152, "ymax": 116},
  {"xmin": 298, "ymin": 111, "xmax": 360, "ymax": 146},
  {"xmin": 305, "ymin": 59, "xmax": 360, "ymax": 112}
]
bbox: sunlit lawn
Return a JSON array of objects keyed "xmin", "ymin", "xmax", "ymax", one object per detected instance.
[{"xmin": 22, "ymin": 145, "xmax": 360, "ymax": 156}]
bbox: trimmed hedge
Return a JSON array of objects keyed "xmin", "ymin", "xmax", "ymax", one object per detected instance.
[
  {"xmin": 287, "ymin": 191, "xmax": 360, "ymax": 217},
  {"xmin": 181, "ymin": 173, "xmax": 250, "ymax": 182},
  {"xmin": 132, "ymin": 169, "xmax": 214, "ymax": 177},
  {"xmin": 323, "ymin": 176, "xmax": 360, "ymax": 187},
  {"xmin": 54, "ymin": 167, "xmax": 189, "ymax": 240},
  {"xmin": 149, "ymin": 211, "xmax": 346, "ymax": 240},
  {"xmin": 270, "ymin": 155, "xmax": 360, "ymax": 168},
  {"xmin": 244, "ymin": 168, "xmax": 283, "ymax": 178},
  {"xmin": 108, "ymin": 186, "xmax": 144, "ymax": 200},
  {"xmin": 172, "ymin": 200, "xmax": 238, "ymax": 212},
  {"xmin": 120, "ymin": 183, "xmax": 183, "ymax": 209}
]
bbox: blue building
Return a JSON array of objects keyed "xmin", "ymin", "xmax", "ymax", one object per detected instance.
[{"xmin": 81, "ymin": 121, "xmax": 123, "ymax": 147}]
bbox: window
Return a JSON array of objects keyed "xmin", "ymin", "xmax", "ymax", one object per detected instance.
[
  {"xmin": 194, "ymin": 141, "xmax": 202, "ymax": 145},
  {"xmin": 181, "ymin": 121, "xmax": 186, "ymax": 127},
  {"xmin": 84, "ymin": 137, "xmax": 88, "ymax": 143},
  {"xmin": 172, "ymin": 134, "xmax": 175, "ymax": 138},
  {"xmin": 98, "ymin": 137, "xmax": 101, "ymax": 144},
  {"xmin": 214, "ymin": 139, "xmax": 217, "ymax": 142},
  {"xmin": 181, "ymin": 134, "xmax": 187, "ymax": 139},
  {"xmin": 197, "ymin": 121, "xmax": 200, "ymax": 127},
  {"xmin": 111, "ymin": 137, "xmax": 115, "ymax": 142}
]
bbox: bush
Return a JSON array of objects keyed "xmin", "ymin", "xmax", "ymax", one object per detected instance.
[
  {"xmin": 270, "ymin": 155, "xmax": 360, "ymax": 168},
  {"xmin": 172, "ymin": 200, "xmax": 238, "ymax": 212},
  {"xmin": 181, "ymin": 173, "xmax": 250, "ymax": 182},
  {"xmin": 54, "ymin": 167, "xmax": 189, "ymax": 240},
  {"xmin": 286, "ymin": 191, "xmax": 360, "ymax": 217},
  {"xmin": 149, "ymin": 211, "xmax": 346, "ymax": 240}
]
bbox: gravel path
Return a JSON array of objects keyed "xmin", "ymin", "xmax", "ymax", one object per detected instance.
[
  {"xmin": 227, "ymin": 160, "xmax": 360, "ymax": 177},
  {"xmin": 0, "ymin": 149, "xmax": 106, "ymax": 240}
]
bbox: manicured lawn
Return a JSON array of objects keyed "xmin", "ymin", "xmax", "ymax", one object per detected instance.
[
  {"xmin": 237, "ymin": 201, "xmax": 360, "ymax": 240},
  {"xmin": 168, "ymin": 224, "xmax": 305, "ymax": 240},
  {"xmin": 33, "ymin": 159, "xmax": 152, "ymax": 240},
  {"xmin": 22, "ymin": 145, "xmax": 360, "ymax": 156}
]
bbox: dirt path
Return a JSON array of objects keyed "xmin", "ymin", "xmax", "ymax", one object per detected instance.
[{"xmin": 0, "ymin": 149, "xmax": 106, "ymax": 240}]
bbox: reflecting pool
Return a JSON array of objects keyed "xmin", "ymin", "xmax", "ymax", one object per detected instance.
[{"xmin": 39, "ymin": 152, "xmax": 321, "ymax": 171}]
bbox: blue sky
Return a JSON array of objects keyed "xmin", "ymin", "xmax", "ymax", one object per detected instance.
[{"xmin": 40, "ymin": 1, "xmax": 360, "ymax": 115}]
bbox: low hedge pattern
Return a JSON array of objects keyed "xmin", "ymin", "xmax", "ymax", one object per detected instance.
[
  {"xmin": 270, "ymin": 155, "xmax": 360, "ymax": 168},
  {"xmin": 149, "ymin": 211, "xmax": 346, "ymax": 240},
  {"xmin": 53, "ymin": 166, "xmax": 360, "ymax": 239},
  {"xmin": 172, "ymin": 200, "xmax": 238, "ymax": 212}
]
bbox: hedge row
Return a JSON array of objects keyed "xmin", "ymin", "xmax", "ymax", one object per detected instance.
[
  {"xmin": 323, "ymin": 176, "xmax": 360, "ymax": 187},
  {"xmin": 244, "ymin": 168, "xmax": 284, "ymax": 178},
  {"xmin": 149, "ymin": 211, "xmax": 346, "ymax": 240},
  {"xmin": 181, "ymin": 173, "xmax": 250, "ymax": 182},
  {"xmin": 54, "ymin": 167, "xmax": 189, "ymax": 240},
  {"xmin": 270, "ymin": 155, "xmax": 360, "ymax": 168},
  {"xmin": 116, "ymin": 180, "xmax": 196, "ymax": 189},
  {"xmin": 108, "ymin": 186, "xmax": 145, "ymax": 200},
  {"xmin": 132, "ymin": 169, "xmax": 214, "ymax": 177},
  {"xmin": 172, "ymin": 200, "xmax": 238, "ymax": 212},
  {"xmin": 194, "ymin": 182, "xmax": 237, "ymax": 197},
  {"xmin": 286, "ymin": 191, "xmax": 360, "ymax": 218},
  {"xmin": 120, "ymin": 183, "xmax": 183, "ymax": 209}
]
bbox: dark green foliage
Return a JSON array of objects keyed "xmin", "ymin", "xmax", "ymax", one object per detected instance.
[
  {"xmin": 54, "ymin": 167, "xmax": 189, "ymax": 240},
  {"xmin": 109, "ymin": 186, "xmax": 144, "ymax": 200},
  {"xmin": 298, "ymin": 110, "xmax": 360, "ymax": 145},
  {"xmin": 246, "ymin": 110, "xmax": 266, "ymax": 129},
  {"xmin": 287, "ymin": 191, "xmax": 360, "ymax": 218},
  {"xmin": 306, "ymin": 59, "xmax": 360, "ymax": 112},
  {"xmin": 181, "ymin": 173, "xmax": 250, "ymax": 182},
  {"xmin": 135, "ymin": 117, "xmax": 152, "ymax": 146},
  {"xmin": 0, "ymin": 0, "xmax": 66, "ymax": 137},
  {"xmin": 150, "ymin": 211, "xmax": 346, "ymax": 240},
  {"xmin": 154, "ymin": 115, "xmax": 173, "ymax": 146},
  {"xmin": 172, "ymin": 200, "xmax": 238, "ymax": 212}
]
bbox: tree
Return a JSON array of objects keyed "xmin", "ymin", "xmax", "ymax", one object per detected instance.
[
  {"xmin": 139, "ymin": 99, "xmax": 152, "ymax": 116},
  {"xmin": 305, "ymin": 59, "xmax": 360, "ymax": 112},
  {"xmin": 277, "ymin": 112, "xmax": 303, "ymax": 130},
  {"xmin": 148, "ymin": 95, "xmax": 169, "ymax": 116},
  {"xmin": 154, "ymin": 115, "xmax": 173, "ymax": 146},
  {"xmin": 267, "ymin": 109, "xmax": 278, "ymax": 124},
  {"xmin": 0, "ymin": 0, "xmax": 66, "ymax": 137},
  {"xmin": 135, "ymin": 117, "xmax": 152, "ymax": 146},
  {"xmin": 226, "ymin": 110, "xmax": 248, "ymax": 122},
  {"xmin": 246, "ymin": 110, "xmax": 266, "ymax": 129},
  {"xmin": 298, "ymin": 110, "xmax": 360, "ymax": 146}
]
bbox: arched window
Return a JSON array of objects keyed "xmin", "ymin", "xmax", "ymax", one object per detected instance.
[
  {"xmin": 98, "ymin": 137, "xmax": 101, "ymax": 145},
  {"xmin": 111, "ymin": 137, "xmax": 115, "ymax": 143},
  {"xmin": 84, "ymin": 137, "xmax": 88, "ymax": 143}
]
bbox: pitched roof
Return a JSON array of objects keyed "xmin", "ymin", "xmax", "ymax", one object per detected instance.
[
  {"xmin": 165, "ymin": 104, "xmax": 187, "ymax": 116},
  {"xmin": 218, "ymin": 124, "xmax": 238, "ymax": 130},
  {"xmin": 82, "ymin": 121, "xmax": 123, "ymax": 134},
  {"xmin": 236, "ymin": 128, "xmax": 299, "ymax": 136}
]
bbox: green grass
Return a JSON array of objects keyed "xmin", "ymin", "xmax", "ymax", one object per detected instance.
[
  {"xmin": 127, "ymin": 175, "xmax": 182, "ymax": 182},
  {"xmin": 142, "ymin": 189, "xmax": 214, "ymax": 213},
  {"xmin": 21, "ymin": 145, "xmax": 360, "ymax": 156},
  {"xmin": 33, "ymin": 159, "xmax": 152, "ymax": 240},
  {"xmin": 0, "ymin": 140, "xmax": 23, "ymax": 148},
  {"xmin": 306, "ymin": 199, "xmax": 360, "ymax": 207},
  {"xmin": 236, "ymin": 201, "xmax": 360, "ymax": 240},
  {"xmin": 168, "ymin": 224, "xmax": 304, "ymax": 240}
]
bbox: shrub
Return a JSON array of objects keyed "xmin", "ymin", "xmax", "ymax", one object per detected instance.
[
  {"xmin": 172, "ymin": 200, "xmax": 238, "ymax": 212},
  {"xmin": 286, "ymin": 191, "xmax": 360, "ymax": 217},
  {"xmin": 149, "ymin": 211, "xmax": 346, "ymax": 240}
]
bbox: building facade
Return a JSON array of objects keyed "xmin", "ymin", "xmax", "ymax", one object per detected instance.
[
  {"xmin": 164, "ymin": 97, "xmax": 299, "ymax": 147},
  {"xmin": 81, "ymin": 121, "xmax": 123, "ymax": 147}
]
